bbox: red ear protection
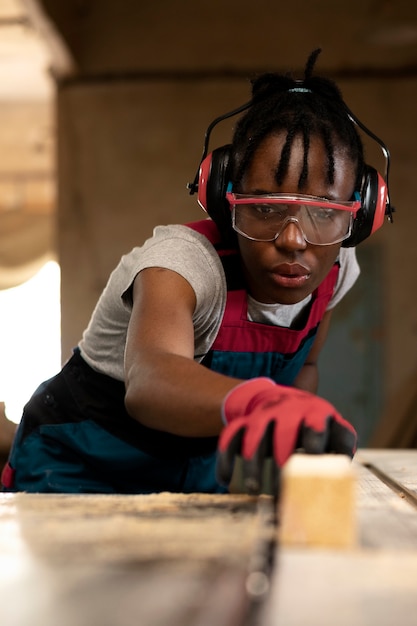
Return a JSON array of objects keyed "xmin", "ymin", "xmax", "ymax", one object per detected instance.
[
  {"xmin": 197, "ymin": 146, "xmax": 235, "ymax": 240},
  {"xmin": 342, "ymin": 165, "xmax": 388, "ymax": 247},
  {"xmin": 197, "ymin": 146, "xmax": 390, "ymax": 247},
  {"xmin": 196, "ymin": 152, "xmax": 212, "ymax": 213},
  {"xmin": 197, "ymin": 147, "xmax": 230, "ymax": 213},
  {"xmin": 370, "ymin": 172, "xmax": 388, "ymax": 233},
  {"xmin": 189, "ymin": 97, "xmax": 393, "ymax": 246}
]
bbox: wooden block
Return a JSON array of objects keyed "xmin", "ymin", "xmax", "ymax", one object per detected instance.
[{"xmin": 278, "ymin": 454, "xmax": 357, "ymax": 548}]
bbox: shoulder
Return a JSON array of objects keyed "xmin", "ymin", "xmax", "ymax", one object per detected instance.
[
  {"xmin": 328, "ymin": 247, "xmax": 360, "ymax": 309},
  {"xmin": 337, "ymin": 246, "xmax": 360, "ymax": 281},
  {"xmin": 123, "ymin": 224, "xmax": 221, "ymax": 267},
  {"xmin": 119, "ymin": 224, "xmax": 227, "ymax": 308}
]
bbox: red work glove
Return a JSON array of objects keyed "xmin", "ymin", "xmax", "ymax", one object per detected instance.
[{"xmin": 216, "ymin": 378, "xmax": 357, "ymax": 494}]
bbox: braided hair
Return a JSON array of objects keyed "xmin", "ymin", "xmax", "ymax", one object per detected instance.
[{"xmin": 231, "ymin": 48, "xmax": 364, "ymax": 192}]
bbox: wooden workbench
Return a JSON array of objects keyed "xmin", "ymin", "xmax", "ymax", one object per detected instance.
[
  {"xmin": 1, "ymin": 449, "xmax": 417, "ymax": 626},
  {"xmin": 263, "ymin": 448, "xmax": 417, "ymax": 626}
]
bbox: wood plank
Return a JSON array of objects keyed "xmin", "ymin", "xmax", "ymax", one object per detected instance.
[
  {"xmin": 261, "ymin": 549, "xmax": 417, "ymax": 626},
  {"xmin": 277, "ymin": 452, "xmax": 417, "ymax": 550},
  {"xmin": 0, "ymin": 492, "xmax": 264, "ymax": 566},
  {"xmin": 355, "ymin": 448, "xmax": 417, "ymax": 497},
  {"xmin": 1, "ymin": 559, "xmax": 251, "ymax": 626},
  {"xmin": 262, "ymin": 451, "xmax": 417, "ymax": 625},
  {"xmin": 354, "ymin": 462, "xmax": 417, "ymax": 549},
  {"xmin": 353, "ymin": 451, "xmax": 417, "ymax": 549},
  {"xmin": 0, "ymin": 492, "xmax": 269, "ymax": 626},
  {"xmin": 3, "ymin": 452, "xmax": 417, "ymax": 626},
  {"xmin": 278, "ymin": 454, "xmax": 356, "ymax": 548}
]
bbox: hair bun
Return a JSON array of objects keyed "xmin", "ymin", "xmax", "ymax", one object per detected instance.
[{"xmin": 250, "ymin": 74, "xmax": 294, "ymax": 102}]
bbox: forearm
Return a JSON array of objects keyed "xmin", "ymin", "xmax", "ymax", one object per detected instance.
[
  {"xmin": 124, "ymin": 352, "xmax": 242, "ymax": 437},
  {"xmin": 293, "ymin": 362, "xmax": 319, "ymax": 394},
  {"xmin": 293, "ymin": 310, "xmax": 333, "ymax": 394}
]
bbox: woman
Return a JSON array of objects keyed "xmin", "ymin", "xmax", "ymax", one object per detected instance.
[{"xmin": 2, "ymin": 49, "xmax": 391, "ymax": 494}]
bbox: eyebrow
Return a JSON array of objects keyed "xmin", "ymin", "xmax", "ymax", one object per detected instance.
[
  {"xmin": 246, "ymin": 188, "xmax": 274, "ymax": 194},
  {"xmin": 241, "ymin": 189, "xmax": 341, "ymax": 201}
]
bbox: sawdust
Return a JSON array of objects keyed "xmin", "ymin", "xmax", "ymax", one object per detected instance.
[{"xmin": 0, "ymin": 492, "xmax": 273, "ymax": 568}]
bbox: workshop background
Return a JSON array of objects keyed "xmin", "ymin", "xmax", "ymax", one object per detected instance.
[{"xmin": 1, "ymin": 0, "xmax": 417, "ymax": 454}]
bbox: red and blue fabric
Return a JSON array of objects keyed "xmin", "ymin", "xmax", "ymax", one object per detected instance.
[
  {"xmin": 1, "ymin": 219, "xmax": 338, "ymax": 494},
  {"xmin": 189, "ymin": 219, "xmax": 339, "ymax": 385}
]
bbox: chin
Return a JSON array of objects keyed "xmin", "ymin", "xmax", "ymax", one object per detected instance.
[{"xmin": 255, "ymin": 287, "xmax": 311, "ymax": 305}]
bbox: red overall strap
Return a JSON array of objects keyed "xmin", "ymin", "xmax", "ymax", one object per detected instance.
[
  {"xmin": 185, "ymin": 218, "xmax": 339, "ymax": 354},
  {"xmin": 211, "ymin": 265, "xmax": 339, "ymax": 354}
]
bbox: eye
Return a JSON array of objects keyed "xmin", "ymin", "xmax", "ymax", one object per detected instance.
[
  {"xmin": 253, "ymin": 203, "xmax": 286, "ymax": 218},
  {"xmin": 255, "ymin": 203, "xmax": 274, "ymax": 215},
  {"xmin": 312, "ymin": 208, "xmax": 337, "ymax": 222}
]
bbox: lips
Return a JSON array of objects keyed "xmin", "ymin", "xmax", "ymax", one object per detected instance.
[{"xmin": 270, "ymin": 263, "xmax": 311, "ymax": 288}]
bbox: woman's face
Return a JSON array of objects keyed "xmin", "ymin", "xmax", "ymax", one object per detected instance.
[{"xmin": 236, "ymin": 132, "xmax": 357, "ymax": 304}]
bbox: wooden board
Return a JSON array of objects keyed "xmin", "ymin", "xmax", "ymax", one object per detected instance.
[
  {"xmin": 354, "ymin": 449, "xmax": 417, "ymax": 549},
  {"xmin": 0, "ymin": 492, "xmax": 272, "ymax": 626},
  {"xmin": 278, "ymin": 454, "xmax": 356, "ymax": 548},
  {"xmin": 261, "ymin": 549, "xmax": 417, "ymax": 626},
  {"xmin": 355, "ymin": 448, "xmax": 417, "ymax": 496},
  {"xmin": 262, "ymin": 449, "xmax": 417, "ymax": 626},
  {"xmin": 2, "ymin": 450, "xmax": 417, "ymax": 626}
]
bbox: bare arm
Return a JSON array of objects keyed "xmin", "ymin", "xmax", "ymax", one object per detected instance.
[
  {"xmin": 124, "ymin": 267, "xmax": 242, "ymax": 437},
  {"xmin": 293, "ymin": 309, "xmax": 333, "ymax": 394}
]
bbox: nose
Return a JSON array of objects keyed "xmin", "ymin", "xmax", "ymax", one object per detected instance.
[{"xmin": 274, "ymin": 217, "xmax": 307, "ymax": 250}]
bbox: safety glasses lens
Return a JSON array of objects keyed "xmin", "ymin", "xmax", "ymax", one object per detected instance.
[{"xmin": 232, "ymin": 202, "xmax": 353, "ymax": 245}]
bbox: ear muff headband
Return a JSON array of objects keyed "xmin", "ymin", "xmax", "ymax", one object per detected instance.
[
  {"xmin": 187, "ymin": 100, "xmax": 252, "ymax": 197},
  {"xmin": 189, "ymin": 97, "xmax": 394, "ymax": 246}
]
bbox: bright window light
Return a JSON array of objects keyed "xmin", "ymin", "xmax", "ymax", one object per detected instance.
[{"xmin": 0, "ymin": 261, "xmax": 61, "ymax": 424}]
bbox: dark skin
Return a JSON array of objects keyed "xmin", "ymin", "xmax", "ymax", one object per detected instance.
[{"xmin": 124, "ymin": 131, "xmax": 357, "ymax": 437}]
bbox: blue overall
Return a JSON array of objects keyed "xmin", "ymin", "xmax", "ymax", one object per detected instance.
[{"xmin": 1, "ymin": 220, "xmax": 338, "ymax": 494}]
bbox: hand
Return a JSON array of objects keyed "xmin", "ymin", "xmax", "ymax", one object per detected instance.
[{"xmin": 216, "ymin": 378, "xmax": 357, "ymax": 494}]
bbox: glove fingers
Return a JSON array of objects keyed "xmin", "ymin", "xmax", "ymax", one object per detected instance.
[
  {"xmin": 327, "ymin": 417, "xmax": 357, "ymax": 457},
  {"xmin": 242, "ymin": 457, "xmax": 282, "ymax": 497},
  {"xmin": 274, "ymin": 416, "xmax": 304, "ymax": 466},
  {"xmin": 216, "ymin": 420, "xmax": 246, "ymax": 486},
  {"xmin": 299, "ymin": 416, "xmax": 357, "ymax": 458},
  {"xmin": 266, "ymin": 457, "xmax": 281, "ymax": 498},
  {"xmin": 241, "ymin": 420, "xmax": 275, "ymax": 495},
  {"xmin": 298, "ymin": 417, "xmax": 331, "ymax": 454}
]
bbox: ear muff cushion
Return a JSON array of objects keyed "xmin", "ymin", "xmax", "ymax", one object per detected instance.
[
  {"xmin": 197, "ymin": 145, "xmax": 234, "ymax": 238},
  {"xmin": 369, "ymin": 170, "xmax": 388, "ymax": 233},
  {"xmin": 342, "ymin": 165, "xmax": 387, "ymax": 247}
]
